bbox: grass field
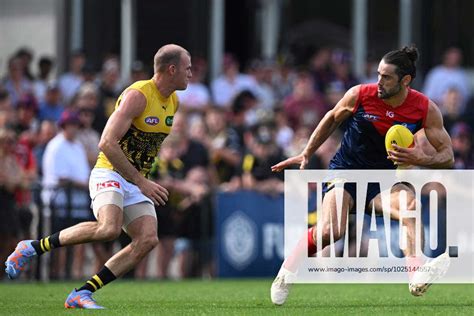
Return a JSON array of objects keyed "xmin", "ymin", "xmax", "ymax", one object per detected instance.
[{"xmin": 0, "ymin": 280, "xmax": 472, "ymax": 315}]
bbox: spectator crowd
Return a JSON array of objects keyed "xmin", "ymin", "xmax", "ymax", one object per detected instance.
[{"xmin": 0, "ymin": 46, "xmax": 472, "ymax": 280}]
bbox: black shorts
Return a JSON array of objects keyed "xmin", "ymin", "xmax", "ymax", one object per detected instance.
[
  {"xmin": 322, "ymin": 181, "xmax": 380, "ymax": 213},
  {"xmin": 322, "ymin": 180, "xmax": 413, "ymax": 213}
]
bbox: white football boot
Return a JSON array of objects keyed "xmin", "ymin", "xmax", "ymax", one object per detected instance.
[
  {"xmin": 409, "ymin": 252, "xmax": 451, "ymax": 296},
  {"xmin": 271, "ymin": 266, "xmax": 296, "ymax": 305}
]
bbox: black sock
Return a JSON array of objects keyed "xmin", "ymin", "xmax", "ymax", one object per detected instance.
[
  {"xmin": 31, "ymin": 232, "xmax": 61, "ymax": 255},
  {"xmin": 78, "ymin": 266, "xmax": 117, "ymax": 293}
]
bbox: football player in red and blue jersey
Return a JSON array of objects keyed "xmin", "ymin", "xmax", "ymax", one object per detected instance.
[{"xmin": 270, "ymin": 46, "xmax": 454, "ymax": 305}]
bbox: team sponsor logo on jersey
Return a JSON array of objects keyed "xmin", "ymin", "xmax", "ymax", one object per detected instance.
[
  {"xmin": 96, "ymin": 180, "xmax": 121, "ymax": 191},
  {"xmin": 165, "ymin": 116, "xmax": 173, "ymax": 126},
  {"xmin": 145, "ymin": 116, "xmax": 159, "ymax": 125},
  {"xmin": 386, "ymin": 111, "xmax": 395, "ymax": 118},
  {"xmin": 222, "ymin": 211, "xmax": 257, "ymax": 270},
  {"xmin": 362, "ymin": 113, "xmax": 379, "ymax": 121}
]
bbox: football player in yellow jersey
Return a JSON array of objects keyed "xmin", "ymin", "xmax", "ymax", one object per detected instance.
[{"xmin": 5, "ymin": 44, "xmax": 192, "ymax": 309}]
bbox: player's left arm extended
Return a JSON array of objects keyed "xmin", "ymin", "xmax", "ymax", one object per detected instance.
[
  {"xmin": 390, "ymin": 101, "xmax": 454, "ymax": 168},
  {"xmin": 271, "ymin": 85, "xmax": 358, "ymax": 172}
]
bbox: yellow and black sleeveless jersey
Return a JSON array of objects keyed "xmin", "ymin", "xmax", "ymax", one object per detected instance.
[{"xmin": 95, "ymin": 79, "xmax": 178, "ymax": 179}]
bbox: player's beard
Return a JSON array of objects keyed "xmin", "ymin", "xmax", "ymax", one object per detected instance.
[{"xmin": 378, "ymin": 83, "xmax": 402, "ymax": 99}]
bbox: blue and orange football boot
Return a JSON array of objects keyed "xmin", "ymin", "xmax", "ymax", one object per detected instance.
[
  {"xmin": 5, "ymin": 240, "xmax": 37, "ymax": 279},
  {"xmin": 65, "ymin": 289, "xmax": 105, "ymax": 309}
]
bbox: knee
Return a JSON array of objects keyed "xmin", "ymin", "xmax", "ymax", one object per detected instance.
[
  {"xmin": 135, "ymin": 235, "xmax": 159, "ymax": 254},
  {"xmin": 393, "ymin": 191, "xmax": 417, "ymax": 212},
  {"xmin": 320, "ymin": 223, "xmax": 343, "ymax": 246},
  {"xmin": 321, "ymin": 223, "xmax": 335, "ymax": 247},
  {"xmin": 97, "ymin": 224, "xmax": 122, "ymax": 241},
  {"xmin": 146, "ymin": 235, "xmax": 160, "ymax": 250},
  {"xmin": 321, "ymin": 226, "xmax": 332, "ymax": 246},
  {"xmin": 407, "ymin": 197, "xmax": 416, "ymax": 211}
]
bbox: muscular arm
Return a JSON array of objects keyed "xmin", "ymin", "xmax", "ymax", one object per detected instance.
[
  {"xmin": 272, "ymin": 85, "xmax": 358, "ymax": 171},
  {"xmin": 98, "ymin": 89, "xmax": 169, "ymax": 205},
  {"xmin": 422, "ymin": 102, "xmax": 454, "ymax": 168},
  {"xmin": 303, "ymin": 86, "xmax": 358, "ymax": 157},
  {"xmin": 389, "ymin": 101, "xmax": 454, "ymax": 168},
  {"xmin": 98, "ymin": 89, "xmax": 147, "ymax": 184}
]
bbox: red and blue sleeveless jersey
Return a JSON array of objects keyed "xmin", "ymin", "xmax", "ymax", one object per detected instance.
[{"xmin": 329, "ymin": 84, "xmax": 429, "ymax": 169}]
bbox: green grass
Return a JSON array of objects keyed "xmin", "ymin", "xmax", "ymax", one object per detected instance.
[{"xmin": 0, "ymin": 280, "xmax": 472, "ymax": 315}]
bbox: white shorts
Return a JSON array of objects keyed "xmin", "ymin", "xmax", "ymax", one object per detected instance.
[
  {"xmin": 89, "ymin": 168, "xmax": 153, "ymax": 206},
  {"xmin": 89, "ymin": 168, "xmax": 156, "ymax": 229}
]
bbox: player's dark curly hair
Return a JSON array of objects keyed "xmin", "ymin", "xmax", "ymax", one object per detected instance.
[{"xmin": 382, "ymin": 45, "xmax": 419, "ymax": 81}]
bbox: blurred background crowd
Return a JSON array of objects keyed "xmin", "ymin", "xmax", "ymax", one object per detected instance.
[{"xmin": 0, "ymin": 43, "xmax": 473, "ymax": 281}]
